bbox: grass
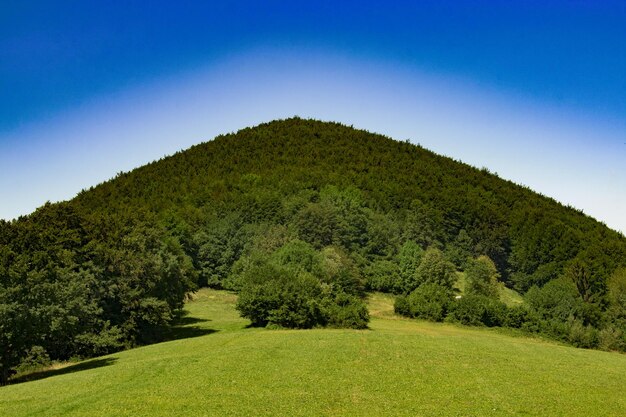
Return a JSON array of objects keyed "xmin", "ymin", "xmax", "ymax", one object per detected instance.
[{"xmin": 2, "ymin": 289, "xmax": 626, "ymax": 416}]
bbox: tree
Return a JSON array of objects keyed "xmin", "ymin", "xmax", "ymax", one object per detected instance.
[
  {"xmin": 364, "ymin": 260, "xmax": 401, "ymax": 293},
  {"xmin": 446, "ymin": 229, "xmax": 473, "ymax": 269},
  {"xmin": 414, "ymin": 247, "xmax": 456, "ymax": 290},
  {"xmin": 465, "ymin": 256, "xmax": 500, "ymax": 298},
  {"xmin": 396, "ymin": 241, "xmax": 424, "ymax": 293},
  {"xmin": 294, "ymin": 203, "xmax": 337, "ymax": 249}
]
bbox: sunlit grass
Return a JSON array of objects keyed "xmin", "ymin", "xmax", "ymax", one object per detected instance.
[{"xmin": 2, "ymin": 288, "xmax": 625, "ymax": 417}]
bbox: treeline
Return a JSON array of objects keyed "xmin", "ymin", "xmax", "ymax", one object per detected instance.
[
  {"xmin": 392, "ymin": 249, "xmax": 626, "ymax": 351},
  {"xmin": 2, "ymin": 118, "xmax": 626, "ymax": 383},
  {"xmin": 0, "ymin": 205, "xmax": 196, "ymax": 383}
]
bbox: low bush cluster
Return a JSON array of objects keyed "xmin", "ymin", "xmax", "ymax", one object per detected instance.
[{"xmin": 235, "ymin": 240, "xmax": 369, "ymax": 329}]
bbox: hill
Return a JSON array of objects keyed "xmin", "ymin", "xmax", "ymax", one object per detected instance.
[
  {"xmin": 1, "ymin": 118, "xmax": 626, "ymax": 383},
  {"xmin": 2, "ymin": 288, "xmax": 625, "ymax": 417}
]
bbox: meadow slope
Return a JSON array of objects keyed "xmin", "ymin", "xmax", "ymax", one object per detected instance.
[{"xmin": 1, "ymin": 290, "xmax": 625, "ymax": 417}]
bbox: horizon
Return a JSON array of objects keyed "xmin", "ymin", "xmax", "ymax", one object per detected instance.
[{"xmin": 1, "ymin": 2, "xmax": 625, "ymax": 233}]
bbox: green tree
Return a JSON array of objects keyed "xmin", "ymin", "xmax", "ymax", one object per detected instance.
[
  {"xmin": 465, "ymin": 256, "xmax": 500, "ymax": 298},
  {"xmin": 446, "ymin": 229, "xmax": 473, "ymax": 269},
  {"xmin": 414, "ymin": 247, "xmax": 456, "ymax": 290},
  {"xmin": 396, "ymin": 241, "xmax": 424, "ymax": 293}
]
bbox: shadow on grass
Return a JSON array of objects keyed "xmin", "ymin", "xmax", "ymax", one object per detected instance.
[
  {"xmin": 6, "ymin": 314, "xmax": 217, "ymax": 387},
  {"xmin": 162, "ymin": 312, "xmax": 218, "ymax": 341},
  {"xmin": 9, "ymin": 357, "xmax": 117, "ymax": 385}
]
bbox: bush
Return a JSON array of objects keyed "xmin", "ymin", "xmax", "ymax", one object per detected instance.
[
  {"xmin": 502, "ymin": 306, "xmax": 539, "ymax": 329},
  {"xmin": 414, "ymin": 247, "xmax": 456, "ymax": 291},
  {"xmin": 322, "ymin": 293, "xmax": 369, "ymax": 329},
  {"xmin": 403, "ymin": 283, "xmax": 452, "ymax": 322},
  {"xmin": 568, "ymin": 320, "xmax": 598, "ymax": 349},
  {"xmin": 396, "ymin": 241, "xmax": 424, "ymax": 293},
  {"xmin": 525, "ymin": 279, "xmax": 584, "ymax": 322},
  {"xmin": 597, "ymin": 326, "xmax": 625, "ymax": 351},
  {"xmin": 447, "ymin": 295, "xmax": 508, "ymax": 327},
  {"xmin": 16, "ymin": 346, "xmax": 51, "ymax": 374},
  {"xmin": 235, "ymin": 253, "xmax": 369, "ymax": 329},
  {"xmin": 236, "ymin": 263, "xmax": 323, "ymax": 328},
  {"xmin": 394, "ymin": 295, "xmax": 410, "ymax": 316}
]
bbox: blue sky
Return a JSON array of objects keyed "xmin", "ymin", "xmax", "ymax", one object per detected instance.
[{"xmin": 1, "ymin": 1, "xmax": 625, "ymax": 232}]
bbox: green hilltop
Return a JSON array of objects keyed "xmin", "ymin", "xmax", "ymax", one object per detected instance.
[{"xmin": 1, "ymin": 118, "xmax": 626, "ymax": 385}]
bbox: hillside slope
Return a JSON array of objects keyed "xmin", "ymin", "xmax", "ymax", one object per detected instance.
[{"xmin": 2, "ymin": 289, "xmax": 625, "ymax": 417}]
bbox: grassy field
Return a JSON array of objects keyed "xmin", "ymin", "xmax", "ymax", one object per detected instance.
[{"xmin": 2, "ymin": 289, "xmax": 625, "ymax": 417}]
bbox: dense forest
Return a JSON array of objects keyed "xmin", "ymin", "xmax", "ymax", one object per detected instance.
[{"xmin": 2, "ymin": 118, "xmax": 626, "ymax": 383}]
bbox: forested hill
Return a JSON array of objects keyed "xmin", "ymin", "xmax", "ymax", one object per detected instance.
[
  {"xmin": 75, "ymin": 117, "xmax": 624, "ymax": 288},
  {"xmin": 2, "ymin": 117, "xmax": 626, "ymax": 383}
]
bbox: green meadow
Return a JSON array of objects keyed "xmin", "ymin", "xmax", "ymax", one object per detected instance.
[{"xmin": 2, "ymin": 289, "xmax": 625, "ymax": 417}]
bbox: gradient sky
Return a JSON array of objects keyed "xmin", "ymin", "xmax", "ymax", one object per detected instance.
[{"xmin": 1, "ymin": 1, "xmax": 625, "ymax": 233}]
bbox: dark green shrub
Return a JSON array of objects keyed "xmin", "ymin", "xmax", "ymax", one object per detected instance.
[
  {"xmin": 447, "ymin": 295, "xmax": 508, "ymax": 327},
  {"xmin": 396, "ymin": 241, "xmax": 424, "ymax": 293},
  {"xmin": 322, "ymin": 293, "xmax": 369, "ymax": 329},
  {"xmin": 525, "ymin": 278, "xmax": 585, "ymax": 322},
  {"xmin": 16, "ymin": 346, "xmax": 51, "ymax": 374},
  {"xmin": 597, "ymin": 326, "xmax": 625, "ymax": 351},
  {"xmin": 235, "ymin": 250, "xmax": 369, "ymax": 329},
  {"xmin": 567, "ymin": 320, "xmax": 598, "ymax": 349},
  {"xmin": 236, "ymin": 263, "xmax": 323, "ymax": 328},
  {"xmin": 394, "ymin": 295, "xmax": 410, "ymax": 316},
  {"xmin": 414, "ymin": 247, "xmax": 456, "ymax": 291},
  {"xmin": 404, "ymin": 283, "xmax": 452, "ymax": 322},
  {"xmin": 502, "ymin": 306, "xmax": 539, "ymax": 329},
  {"xmin": 320, "ymin": 246, "xmax": 365, "ymax": 296}
]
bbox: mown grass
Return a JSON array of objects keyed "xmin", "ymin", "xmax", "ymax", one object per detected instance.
[{"xmin": 2, "ymin": 289, "xmax": 625, "ymax": 417}]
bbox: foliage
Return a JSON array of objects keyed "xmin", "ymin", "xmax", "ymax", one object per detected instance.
[
  {"xmin": 364, "ymin": 260, "xmax": 401, "ymax": 293},
  {"xmin": 2, "ymin": 117, "xmax": 626, "ymax": 380},
  {"xmin": 396, "ymin": 241, "xmax": 424, "ymax": 293},
  {"xmin": 465, "ymin": 255, "xmax": 500, "ymax": 298},
  {"xmin": 446, "ymin": 295, "xmax": 508, "ymax": 327},
  {"xmin": 394, "ymin": 283, "xmax": 452, "ymax": 321},
  {"xmin": 414, "ymin": 247, "xmax": 456, "ymax": 291},
  {"xmin": 234, "ymin": 241, "xmax": 367, "ymax": 329}
]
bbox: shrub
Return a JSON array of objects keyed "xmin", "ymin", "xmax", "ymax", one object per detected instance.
[
  {"xmin": 525, "ymin": 278, "xmax": 585, "ymax": 322},
  {"xmin": 447, "ymin": 295, "xmax": 508, "ymax": 327},
  {"xmin": 568, "ymin": 320, "xmax": 598, "ymax": 349},
  {"xmin": 394, "ymin": 295, "xmax": 410, "ymax": 316},
  {"xmin": 16, "ymin": 346, "xmax": 51, "ymax": 374},
  {"xmin": 322, "ymin": 293, "xmax": 369, "ymax": 329},
  {"xmin": 235, "ymin": 252, "xmax": 369, "ymax": 329},
  {"xmin": 236, "ymin": 263, "xmax": 323, "ymax": 328},
  {"xmin": 396, "ymin": 241, "xmax": 424, "ymax": 293},
  {"xmin": 404, "ymin": 283, "xmax": 452, "ymax": 322},
  {"xmin": 320, "ymin": 246, "xmax": 365, "ymax": 296},
  {"xmin": 597, "ymin": 326, "xmax": 625, "ymax": 351}
]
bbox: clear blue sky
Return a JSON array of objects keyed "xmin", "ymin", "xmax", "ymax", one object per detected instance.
[{"xmin": 1, "ymin": 1, "xmax": 625, "ymax": 232}]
